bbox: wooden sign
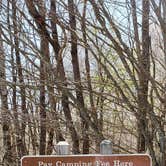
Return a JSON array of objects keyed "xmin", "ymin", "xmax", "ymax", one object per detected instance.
[{"xmin": 21, "ymin": 154, "xmax": 152, "ymax": 166}]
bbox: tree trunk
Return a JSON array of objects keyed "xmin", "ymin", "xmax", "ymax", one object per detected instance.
[
  {"xmin": 49, "ymin": 0, "xmax": 80, "ymax": 154},
  {"xmin": 7, "ymin": 0, "xmax": 20, "ymax": 162},
  {"xmin": 137, "ymin": 0, "xmax": 150, "ymax": 153},
  {"xmin": 39, "ymin": 57, "xmax": 47, "ymax": 155},
  {"xmin": 39, "ymin": 58, "xmax": 47, "ymax": 155},
  {"xmin": 38, "ymin": 1, "xmax": 48, "ymax": 155},
  {"xmin": 0, "ymin": 26, "xmax": 13, "ymax": 166},
  {"xmin": 12, "ymin": 0, "xmax": 27, "ymax": 157},
  {"xmin": 161, "ymin": 1, "xmax": 166, "ymax": 165},
  {"xmin": 68, "ymin": 0, "xmax": 89, "ymax": 154}
]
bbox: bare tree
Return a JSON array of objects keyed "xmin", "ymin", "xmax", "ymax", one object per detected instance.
[
  {"xmin": 12, "ymin": 0, "xmax": 27, "ymax": 157},
  {"xmin": 68, "ymin": 0, "xmax": 89, "ymax": 154},
  {"xmin": 0, "ymin": 23, "xmax": 13, "ymax": 166}
]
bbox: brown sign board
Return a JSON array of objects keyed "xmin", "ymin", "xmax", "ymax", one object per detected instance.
[{"xmin": 21, "ymin": 154, "xmax": 152, "ymax": 166}]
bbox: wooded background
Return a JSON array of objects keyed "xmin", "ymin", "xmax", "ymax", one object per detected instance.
[{"xmin": 0, "ymin": 0, "xmax": 166, "ymax": 166}]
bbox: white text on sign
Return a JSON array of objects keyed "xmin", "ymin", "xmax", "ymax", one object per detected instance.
[{"xmin": 37, "ymin": 160, "xmax": 134, "ymax": 166}]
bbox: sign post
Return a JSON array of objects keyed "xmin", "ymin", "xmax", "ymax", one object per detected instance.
[
  {"xmin": 100, "ymin": 140, "xmax": 112, "ymax": 154},
  {"xmin": 21, "ymin": 154, "xmax": 152, "ymax": 166}
]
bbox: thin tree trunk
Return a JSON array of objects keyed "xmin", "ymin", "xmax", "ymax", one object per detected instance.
[
  {"xmin": 47, "ymin": 128, "xmax": 54, "ymax": 155},
  {"xmin": 81, "ymin": 1, "xmax": 96, "ymax": 153},
  {"xmin": 161, "ymin": 1, "xmax": 166, "ymax": 165},
  {"xmin": 7, "ymin": 0, "xmax": 20, "ymax": 161},
  {"xmin": 46, "ymin": 74, "xmax": 65, "ymax": 154},
  {"xmin": 38, "ymin": 1, "xmax": 48, "ymax": 154},
  {"xmin": 0, "ymin": 26, "xmax": 13, "ymax": 165},
  {"xmin": 68, "ymin": 0, "xmax": 89, "ymax": 154},
  {"xmin": 12, "ymin": 0, "xmax": 27, "ymax": 157},
  {"xmin": 50, "ymin": 0, "xmax": 80, "ymax": 154},
  {"xmin": 46, "ymin": 1, "xmax": 65, "ymax": 148},
  {"xmin": 12, "ymin": 0, "xmax": 27, "ymax": 156},
  {"xmin": 46, "ymin": 92, "xmax": 65, "ymax": 154},
  {"xmin": 137, "ymin": 0, "xmax": 150, "ymax": 153},
  {"xmin": 39, "ymin": 57, "xmax": 46, "ymax": 155}
]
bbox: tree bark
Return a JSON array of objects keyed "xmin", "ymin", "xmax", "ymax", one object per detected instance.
[
  {"xmin": 68, "ymin": 0, "xmax": 89, "ymax": 154},
  {"xmin": 0, "ymin": 26, "xmax": 13, "ymax": 166},
  {"xmin": 39, "ymin": 56, "xmax": 47, "ymax": 155},
  {"xmin": 161, "ymin": 1, "xmax": 166, "ymax": 165},
  {"xmin": 12, "ymin": 0, "xmax": 27, "ymax": 157},
  {"xmin": 137, "ymin": 0, "xmax": 150, "ymax": 153},
  {"xmin": 38, "ymin": 1, "xmax": 48, "ymax": 155},
  {"xmin": 49, "ymin": 0, "xmax": 80, "ymax": 154}
]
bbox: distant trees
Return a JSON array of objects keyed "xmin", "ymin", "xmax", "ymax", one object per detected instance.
[{"xmin": 0, "ymin": 0, "xmax": 166, "ymax": 166}]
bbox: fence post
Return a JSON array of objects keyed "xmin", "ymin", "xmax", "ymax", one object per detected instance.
[
  {"xmin": 100, "ymin": 140, "xmax": 112, "ymax": 154},
  {"xmin": 56, "ymin": 141, "xmax": 70, "ymax": 155}
]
